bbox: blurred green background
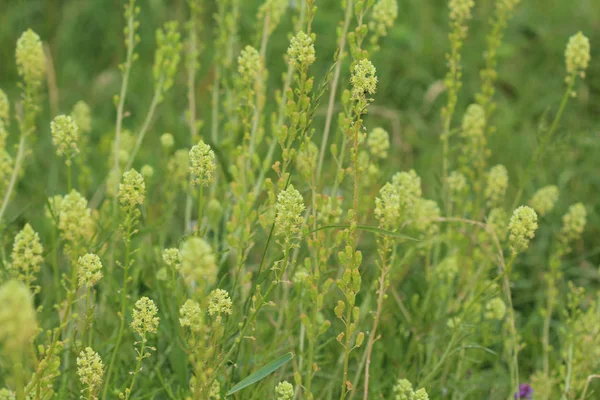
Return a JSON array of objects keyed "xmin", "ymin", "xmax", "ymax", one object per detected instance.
[{"xmin": 0, "ymin": 0, "xmax": 598, "ymax": 264}]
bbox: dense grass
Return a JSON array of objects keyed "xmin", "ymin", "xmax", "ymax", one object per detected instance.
[{"xmin": 0, "ymin": 0, "xmax": 599, "ymax": 399}]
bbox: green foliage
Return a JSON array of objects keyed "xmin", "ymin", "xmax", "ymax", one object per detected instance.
[{"xmin": 0, "ymin": 0, "xmax": 598, "ymax": 399}]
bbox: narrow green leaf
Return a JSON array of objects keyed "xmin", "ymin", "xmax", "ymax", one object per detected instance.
[
  {"xmin": 309, "ymin": 224, "xmax": 418, "ymax": 241},
  {"xmin": 226, "ymin": 352, "xmax": 294, "ymax": 396}
]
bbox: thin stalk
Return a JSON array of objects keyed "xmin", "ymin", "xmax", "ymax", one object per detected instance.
[
  {"xmin": 247, "ymin": 14, "xmax": 270, "ymax": 162},
  {"xmin": 560, "ymin": 343, "xmax": 574, "ymax": 400},
  {"xmin": 113, "ymin": 0, "xmax": 137, "ymax": 205},
  {"xmin": 542, "ymin": 280, "xmax": 555, "ymax": 377},
  {"xmin": 339, "ymin": 305, "xmax": 353, "ymax": 400},
  {"xmin": 67, "ymin": 163, "xmax": 72, "ymax": 192},
  {"xmin": 25, "ymin": 262, "xmax": 78, "ymax": 397},
  {"xmin": 502, "ymin": 257, "xmax": 519, "ymax": 400},
  {"xmin": 362, "ymin": 250, "xmax": 389, "ymax": 399},
  {"xmin": 340, "ymin": 114, "xmax": 361, "ymax": 400},
  {"xmin": 125, "ymin": 77, "xmax": 164, "ymax": 171},
  {"xmin": 185, "ymin": 8, "xmax": 199, "ymax": 234},
  {"xmin": 579, "ymin": 375, "xmax": 600, "ymax": 400},
  {"xmin": 196, "ymin": 185, "xmax": 204, "ymax": 235},
  {"xmin": 212, "ymin": 251, "xmax": 291, "ymax": 386},
  {"xmin": 316, "ymin": 0, "xmax": 353, "ymax": 183},
  {"xmin": 0, "ymin": 133, "xmax": 26, "ymax": 222},
  {"xmin": 512, "ymin": 79, "xmax": 574, "ymax": 208},
  {"xmin": 124, "ymin": 335, "xmax": 146, "ymax": 400},
  {"xmin": 15, "ymin": 358, "xmax": 25, "ymax": 400},
  {"xmin": 102, "ymin": 223, "xmax": 133, "ymax": 400}
]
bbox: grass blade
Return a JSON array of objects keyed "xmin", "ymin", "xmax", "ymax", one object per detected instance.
[{"xmin": 226, "ymin": 352, "xmax": 294, "ymax": 396}]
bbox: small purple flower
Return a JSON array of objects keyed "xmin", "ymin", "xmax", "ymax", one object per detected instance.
[{"xmin": 514, "ymin": 383, "xmax": 533, "ymax": 399}]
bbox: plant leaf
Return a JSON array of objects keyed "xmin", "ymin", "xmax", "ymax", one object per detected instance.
[{"xmin": 226, "ymin": 352, "xmax": 294, "ymax": 396}]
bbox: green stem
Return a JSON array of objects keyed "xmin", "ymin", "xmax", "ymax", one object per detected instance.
[
  {"xmin": 25, "ymin": 263, "xmax": 78, "ymax": 397},
  {"xmin": 102, "ymin": 223, "xmax": 133, "ymax": 400},
  {"xmin": 0, "ymin": 132, "xmax": 27, "ymax": 222},
  {"xmin": 512, "ymin": 78, "xmax": 574, "ymax": 208},
  {"xmin": 196, "ymin": 185, "xmax": 204, "ymax": 235},
  {"xmin": 339, "ymin": 305, "xmax": 353, "ymax": 400},
  {"xmin": 125, "ymin": 335, "xmax": 146, "ymax": 400},
  {"xmin": 113, "ymin": 0, "xmax": 137, "ymax": 207},
  {"xmin": 561, "ymin": 343, "xmax": 574, "ymax": 400},
  {"xmin": 185, "ymin": 7, "xmax": 198, "ymax": 234},
  {"xmin": 316, "ymin": 0, "xmax": 353, "ymax": 184},
  {"xmin": 67, "ymin": 163, "xmax": 72, "ymax": 192},
  {"xmin": 125, "ymin": 78, "xmax": 164, "ymax": 172},
  {"xmin": 503, "ymin": 257, "xmax": 519, "ymax": 400}
]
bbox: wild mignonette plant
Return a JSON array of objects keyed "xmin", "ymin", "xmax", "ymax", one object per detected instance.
[{"xmin": 0, "ymin": 0, "xmax": 597, "ymax": 399}]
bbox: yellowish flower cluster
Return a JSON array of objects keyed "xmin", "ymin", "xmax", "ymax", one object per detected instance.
[{"xmin": 131, "ymin": 297, "xmax": 160, "ymax": 337}]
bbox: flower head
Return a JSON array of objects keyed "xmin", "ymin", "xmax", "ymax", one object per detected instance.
[
  {"xmin": 180, "ymin": 237, "xmax": 218, "ymax": 287},
  {"xmin": 153, "ymin": 21, "xmax": 182, "ymax": 93},
  {"xmin": 76, "ymin": 347, "xmax": 104, "ymax": 396},
  {"xmin": 238, "ymin": 46, "xmax": 261, "ymax": 85},
  {"xmin": 0, "ymin": 389, "xmax": 15, "ymax": 400},
  {"xmin": 565, "ymin": 32, "xmax": 590, "ymax": 79},
  {"xmin": 275, "ymin": 381, "xmax": 294, "ymax": 400},
  {"xmin": 448, "ymin": 170, "xmax": 468, "ymax": 198},
  {"xmin": 160, "ymin": 133, "xmax": 174, "ymax": 149},
  {"xmin": 412, "ymin": 199, "xmax": 441, "ymax": 237},
  {"xmin": 141, "ymin": 164, "xmax": 154, "ymax": 179},
  {"xmin": 288, "ymin": 31, "xmax": 316, "ymax": 69},
  {"xmin": 257, "ymin": 0, "xmax": 288, "ymax": 35},
  {"xmin": 370, "ymin": 0, "xmax": 398, "ymax": 37},
  {"xmin": 559, "ymin": 202, "xmax": 586, "ymax": 254},
  {"xmin": 51, "ymin": 115, "xmax": 80, "ymax": 164},
  {"xmin": 391, "ymin": 170, "xmax": 422, "ymax": 210},
  {"xmin": 131, "ymin": 297, "xmax": 160, "ymax": 336},
  {"xmin": 350, "ymin": 59, "xmax": 378, "ymax": 100},
  {"xmin": 374, "ymin": 183, "xmax": 401, "ymax": 229},
  {"xmin": 514, "ymin": 383, "xmax": 533, "ymax": 399},
  {"xmin": 9, "ymin": 223, "xmax": 43, "ymax": 289},
  {"xmin": 16, "ymin": 29, "xmax": 46, "ymax": 86},
  {"xmin": 484, "ymin": 297, "xmax": 506, "ymax": 320},
  {"xmin": 208, "ymin": 289, "xmax": 233, "ymax": 323},
  {"xmin": 119, "ymin": 169, "xmax": 146, "ymax": 211},
  {"xmin": 162, "ymin": 248, "xmax": 182, "ymax": 271},
  {"xmin": 529, "ymin": 185, "xmax": 559, "ymax": 217},
  {"xmin": 393, "ymin": 379, "xmax": 413, "ymax": 400},
  {"xmin": 179, "ymin": 299, "xmax": 203, "ymax": 333},
  {"xmin": 0, "ymin": 279, "xmax": 37, "ymax": 351},
  {"xmin": 367, "ymin": 127, "xmax": 390, "ymax": 159},
  {"xmin": 508, "ymin": 206, "xmax": 538, "ymax": 254},
  {"xmin": 78, "ymin": 253, "xmax": 103, "ymax": 288},
  {"xmin": 59, "ymin": 189, "xmax": 93, "ymax": 246},
  {"xmin": 189, "ymin": 140, "xmax": 216, "ymax": 186},
  {"xmin": 71, "ymin": 101, "xmax": 92, "ymax": 133},
  {"xmin": 449, "ymin": 0, "xmax": 475, "ymax": 22},
  {"xmin": 274, "ymin": 185, "xmax": 305, "ymax": 245},
  {"xmin": 393, "ymin": 378, "xmax": 429, "ymax": 400},
  {"xmin": 461, "ymin": 104, "xmax": 485, "ymax": 138}
]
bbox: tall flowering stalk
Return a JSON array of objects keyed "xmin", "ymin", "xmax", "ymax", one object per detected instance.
[
  {"xmin": 440, "ymin": 0, "xmax": 475, "ymax": 209},
  {"xmin": 0, "ymin": 29, "xmax": 45, "ymax": 223},
  {"xmin": 513, "ymin": 32, "xmax": 590, "ymax": 207},
  {"xmin": 121, "ymin": 297, "xmax": 159, "ymax": 399},
  {"xmin": 504, "ymin": 206, "xmax": 539, "ymax": 397},
  {"xmin": 337, "ymin": 56, "xmax": 377, "ymax": 400},
  {"xmin": 103, "ymin": 169, "xmax": 146, "ymax": 400},
  {"xmin": 112, "ymin": 0, "xmax": 140, "ymax": 203}
]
